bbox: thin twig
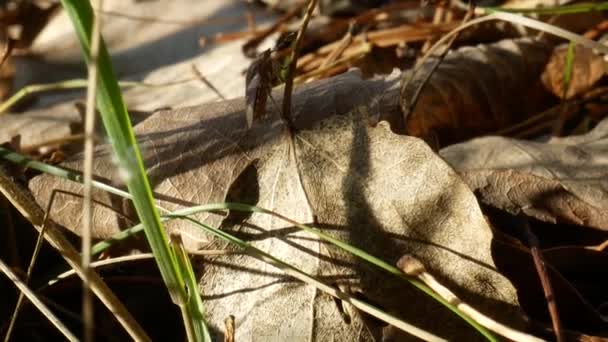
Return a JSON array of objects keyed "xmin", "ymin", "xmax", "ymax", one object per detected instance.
[
  {"xmin": 281, "ymin": 0, "xmax": 317, "ymax": 126},
  {"xmin": 494, "ymin": 86, "xmax": 608, "ymax": 137},
  {"xmin": 319, "ymin": 21, "xmax": 356, "ymax": 69},
  {"xmin": 397, "ymin": 254, "xmax": 545, "ymax": 342},
  {"xmin": 97, "ymin": 9, "xmax": 247, "ymax": 26},
  {"xmin": 191, "ymin": 64, "xmax": 226, "ymax": 100},
  {"xmin": 279, "ymin": 0, "xmax": 319, "ymax": 227},
  {"xmin": 49, "ymin": 254, "xmax": 152, "ymax": 286},
  {"xmin": 48, "ymin": 249, "xmax": 244, "ymax": 285},
  {"xmin": 421, "ymin": 1, "xmax": 448, "ymax": 53},
  {"xmin": 296, "ymin": 21, "xmax": 458, "ymax": 73},
  {"xmin": 522, "ymin": 220, "xmax": 565, "ymax": 342},
  {"xmin": 295, "ymin": 43, "xmax": 371, "ymax": 83},
  {"xmin": 590, "ymin": 239, "xmax": 608, "ymax": 252},
  {"xmin": 82, "ymin": 1, "xmax": 103, "ymax": 340}
]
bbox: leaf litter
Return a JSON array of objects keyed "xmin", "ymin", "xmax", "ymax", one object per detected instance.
[
  {"xmin": 29, "ymin": 79, "xmax": 528, "ymax": 340},
  {"xmin": 2, "ymin": 0, "xmax": 608, "ymax": 340}
]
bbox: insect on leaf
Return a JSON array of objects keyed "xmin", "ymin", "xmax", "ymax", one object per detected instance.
[{"xmin": 245, "ymin": 49, "xmax": 273, "ymax": 129}]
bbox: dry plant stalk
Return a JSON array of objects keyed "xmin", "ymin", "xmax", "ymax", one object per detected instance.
[
  {"xmin": 191, "ymin": 64, "xmax": 226, "ymax": 100},
  {"xmin": 397, "ymin": 254, "xmax": 545, "ymax": 342},
  {"xmin": 522, "ymin": 220, "xmax": 565, "ymax": 342},
  {"xmin": 223, "ymin": 315, "xmax": 235, "ymax": 342}
]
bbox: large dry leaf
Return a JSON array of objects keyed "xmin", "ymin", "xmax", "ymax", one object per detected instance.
[
  {"xmin": 440, "ymin": 116, "xmax": 608, "ymax": 230},
  {"xmin": 401, "ymin": 38, "xmax": 556, "ymax": 146},
  {"xmin": 30, "ymin": 70, "xmax": 528, "ymax": 340}
]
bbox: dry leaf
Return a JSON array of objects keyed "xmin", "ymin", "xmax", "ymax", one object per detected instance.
[
  {"xmin": 440, "ymin": 116, "xmax": 608, "ymax": 231},
  {"xmin": 0, "ymin": 103, "xmax": 81, "ymax": 147},
  {"xmin": 401, "ymin": 38, "xmax": 556, "ymax": 147},
  {"xmin": 30, "ymin": 70, "xmax": 529, "ymax": 340},
  {"xmin": 541, "ymin": 44, "xmax": 607, "ymax": 99}
]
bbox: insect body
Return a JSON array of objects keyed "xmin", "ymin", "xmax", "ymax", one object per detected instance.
[
  {"xmin": 245, "ymin": 49, "xmax": 274, "ymax": 129},
  {"xmin": 244, "ymin": 32, "xmax": 296, "ymax": 129}
]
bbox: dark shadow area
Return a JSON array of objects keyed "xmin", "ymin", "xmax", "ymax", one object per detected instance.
[
  {"xmin": 488, "ymin": 206, "xmax": 608, "ymax": 336},
  {"xmin": 3, "ymin": 258, "xmax": 195, "ymax": 341}
]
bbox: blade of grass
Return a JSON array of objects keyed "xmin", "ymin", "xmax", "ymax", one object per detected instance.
[
  {"xmin": 57, "ymin": 0, "xmax": 208, "ymax": 340},
  {"xmin": 0, "ymin": 78, "xmax": 193, "ymax": 115},
  {"xmin": 170, "ymin": 233, "xmax": 212, "ymax": 342},
  {"xmin": 552, "ymin": 42, "xmax": 577, "ymax": 136},
  {"xmin": 0, "ymin": 147, "xmax": 135, "ymax": 201},
  {"xmin": 480, "ymin": 2, "xmax": 608, "ymax": 15},
  {"xmin": 562, "ymin": 41, "xmax": 576, "ymax": 99}
]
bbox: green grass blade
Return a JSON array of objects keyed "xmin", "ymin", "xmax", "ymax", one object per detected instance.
[
  {"xmin": 170, "ymin": 234, "xmax": 212, "ymax": 342},
  {"xmin": 0, "ymin": 79, "xmax": 174, "ymax": 115},
  {"xmin": 481, "ymin": 1, "xmax": 608, "ymax": 15},
  {"xmin": 56, "ymin": 1, "xmax": 209, "ymax": 339},
  {"xmin": 562, "ymin": 42, "xmax": 576, "ymax": 99}
]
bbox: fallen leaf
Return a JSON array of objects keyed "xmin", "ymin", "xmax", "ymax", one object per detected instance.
[
  {"xmin": 401, "ymin": 38, "xmax": 556, "ymax": 146},
  {"xmin": 440, "ymin": 116, "xmax": 608, "ymax": 231},
  {"xmin": 0, "ymin": 103, "xmax": 81, "ymax": 147},
  {"xmin": 30, "ymin": 70, "xmax": 529, "ymax": 340}
]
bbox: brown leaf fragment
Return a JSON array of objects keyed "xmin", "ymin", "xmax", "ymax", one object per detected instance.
[
  {"xmin": 461, "ymin": 169, "xmax": 608, "ymax": 229},
  {"xmin": 541, "ymin": 44, "xmax": 607, "ymax": 99},
  {"xmin": 440, "ymin": 116, "xmax": 608, "ymax": 231},
  {"xmin": 402, "ymin": 38, "xmax": 556, "ymax": 147}
]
